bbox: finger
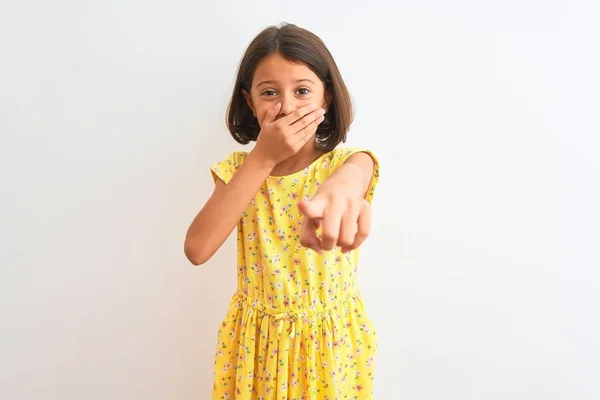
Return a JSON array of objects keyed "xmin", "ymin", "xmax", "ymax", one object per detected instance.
[
  {"xmin": 261, "ymin": 102, "xmax": 282, "ymax": 125},
  {"xmin": 292, "ymin": 108, "xmax": 326, "ymax": 135},
  {"xmin": 299, "ymin": 215, "xmax": 323, "ymax": 254},
  {"xmin": 278, "ymin": 103, "xmax": 318, "ymax": 126},
  {"xmin": 342, "ymin": 201, "xmax": 371, "ymax": 253},
  {"xmin": 320, "ymin": 195, "xmax": 343, "ymax": 251},
  {"xmin": 294, "ymin": 113, "xmax": 325, "ymax": 146},
  {"xmin": 338, "ymin": 201, "xmax": 360, "ymax": 248}
]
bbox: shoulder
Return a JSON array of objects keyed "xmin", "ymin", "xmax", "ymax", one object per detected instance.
[
  {"xmin": 210, "ymin": 151, "xmax": 250, "ymax": 184},
  {"xmin": 325, "ymin": 147, "xmax": 379, "ymax": 171}
]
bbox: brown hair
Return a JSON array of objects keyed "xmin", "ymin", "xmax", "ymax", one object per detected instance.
[{"xmin": 226, "ymin": 23, "xmax": 353, "ymax": 152}]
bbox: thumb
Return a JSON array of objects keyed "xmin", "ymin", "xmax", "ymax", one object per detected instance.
[
  {"xmin": 297, "ymin": 198, "xmax": 326, "ymax": 220},
  {"xmin": 262, "ymin": 102, "xmax": 281, "ymax": 125}
]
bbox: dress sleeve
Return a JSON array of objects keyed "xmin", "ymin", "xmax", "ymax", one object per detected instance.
[
  {"xmin": 328, "ymin": 147, "xmax": 380, "ymax": 203},
  {"xmin": 210, "ymin": 151, "xmax": 246, "ymax": 184}
]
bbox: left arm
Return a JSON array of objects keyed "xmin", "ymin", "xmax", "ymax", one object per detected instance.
[{"xmin": 297, "ymin": 152, "xmax": 375, "ymax": 253}]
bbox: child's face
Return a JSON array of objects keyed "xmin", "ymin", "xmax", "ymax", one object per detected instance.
[{"xmin": 243, "ymin": 52, "xmax": 330, "ymax": 125}]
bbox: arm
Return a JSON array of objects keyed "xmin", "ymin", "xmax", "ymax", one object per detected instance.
[
  {"xmin": 315, "ymin": 152, "xmax": 374, "ymax": 199},
  {"xmin": 184, "ymin": 150, "xmax": 275, "ymax": 266},
  {"xmin": 184, "ymin": 102, "xmax": 325, "ymax": 266},
  {"xmin": 298, "ymin": 152, "xmax": 376, "ymax": 253}
]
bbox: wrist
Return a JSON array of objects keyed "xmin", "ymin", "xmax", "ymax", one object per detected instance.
[
  {"xmin": 247, "ymin": 148, "xmax": 277, "ymax": 173},
  {"xmin": 315, "ymin": 180, "xmax": 361, "ymax": 198}
]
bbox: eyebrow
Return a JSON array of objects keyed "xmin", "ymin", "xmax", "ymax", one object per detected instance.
[{"xmin": 256, "ymin": 79, "xmax": 316, "ymax": 87}]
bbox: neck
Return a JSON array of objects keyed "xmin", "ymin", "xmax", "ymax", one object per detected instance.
[{"xmin": 270, "ymin": 142, "xmax": 324, "ymax": 176}]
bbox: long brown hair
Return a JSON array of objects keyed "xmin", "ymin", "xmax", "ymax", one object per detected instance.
[{"xmin": 226, "ymin": 23, "xmax": 353, "ymax": 152}]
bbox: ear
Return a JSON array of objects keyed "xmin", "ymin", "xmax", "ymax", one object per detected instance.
[{"xmin": 242, "ymin": 89, "xmax": 257, "ymax": 117}]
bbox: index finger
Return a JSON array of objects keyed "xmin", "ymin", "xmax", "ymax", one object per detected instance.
[{"xmin": 278, "ymin": 103, "xmax": 318, "ymax": 126}]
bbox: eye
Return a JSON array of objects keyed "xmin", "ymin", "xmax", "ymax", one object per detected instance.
[
  {"xmin": 297, "ymin": 87, "xmax": 311, "ymax": 95},
  {"xmin": 261, "ymin": 89, "xmax": 277, "ymax": 96}
]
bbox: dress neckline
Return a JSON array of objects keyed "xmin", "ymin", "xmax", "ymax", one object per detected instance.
[{"xmin": 267, "ymin": 151, "xmax": 329, "ymax": 179}]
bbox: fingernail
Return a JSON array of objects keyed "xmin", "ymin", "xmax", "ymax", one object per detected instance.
[{"xmin": 318, "ymin": 108, "xmax": 326, "ymax": 115}]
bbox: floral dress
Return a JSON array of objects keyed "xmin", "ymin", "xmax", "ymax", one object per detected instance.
[{"xmin": 209, "ymin": 147, "xmax": 380, "ymax": 400}]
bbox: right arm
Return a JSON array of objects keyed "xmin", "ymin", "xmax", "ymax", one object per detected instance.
[
  {"xmin": 184, "ymin": 102, "xmax": 326, "ymax": 265},
  {"xmin": 184, "ymin": 150, "xmax": 275, "ymax": 265}
]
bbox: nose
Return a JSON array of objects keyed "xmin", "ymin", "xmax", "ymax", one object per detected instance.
[{"xmin": 278, "ymin": 92, "xmax": 298, "ymax": 118}]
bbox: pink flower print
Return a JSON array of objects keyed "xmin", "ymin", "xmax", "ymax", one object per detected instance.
[
  {"xmin": 290, "ymin": 192, "xmax": 299, "ymax": 200},
  {"xmin": 277, "ymin": 229, "xmax": 286, "ymax": 241},
  {"xmin": 355, "ymin": 385, "xmax": 364, "ymax": 391},
  {"xmin": 268, "ymin": 188, "xmax": 275, "ymax": 196},
  {"xmin": 273, "ymin": 254, "xmax": 281, "ymax": 264},
  {"xmin": 247, "ymin": 232, "xmax": 257, "ymax": 241},
  {"xmin": 294, "ymin": 258, "xmax": 301, "ymax": 265}
]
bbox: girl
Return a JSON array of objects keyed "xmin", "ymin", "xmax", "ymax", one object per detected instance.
[{"xmin": 185, "ymin": 23, "xmax": 380, "ymax": 399}]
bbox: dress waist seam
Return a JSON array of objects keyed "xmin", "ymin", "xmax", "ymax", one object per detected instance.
[{"xmin": 232, "ymin": 288, "xmax": 358, "ymax": 318}]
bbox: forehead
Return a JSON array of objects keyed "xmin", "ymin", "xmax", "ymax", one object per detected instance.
[{"xmin": 252, "ymin": 53, "xmax": 320, "ymax": 86}]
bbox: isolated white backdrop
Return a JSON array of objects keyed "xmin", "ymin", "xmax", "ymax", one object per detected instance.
[{"xmin": 1, "ymin": 1, "xmax": 598, "ymax": 399}]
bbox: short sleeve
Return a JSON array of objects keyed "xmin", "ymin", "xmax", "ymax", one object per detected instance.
[
  {"xmin": 210, "ymin": 151, "xmax": 247, "ymax": 184},
  {"xmin": 329, "ymin": 147, "xmax": 380, "ymax": 203}
]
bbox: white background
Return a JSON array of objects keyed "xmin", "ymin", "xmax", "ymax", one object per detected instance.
[{"xmin": 1, "ymin": 1, "xmax": 598, "ymax": 399}]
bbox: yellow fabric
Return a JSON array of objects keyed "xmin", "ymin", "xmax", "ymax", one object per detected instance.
[{"xmin": 210, "ymin": 147, "xmax": 380, "ymax": 399}]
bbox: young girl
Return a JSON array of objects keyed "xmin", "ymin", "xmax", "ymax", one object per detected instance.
[{"xmin": 185, "ymin": 23, "xmax": 380, "ymax": 399}]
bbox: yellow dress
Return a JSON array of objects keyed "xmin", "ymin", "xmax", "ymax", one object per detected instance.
[{"xmin": 210, "ymin": 147, "xmax": 380, "ymax": 400}]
